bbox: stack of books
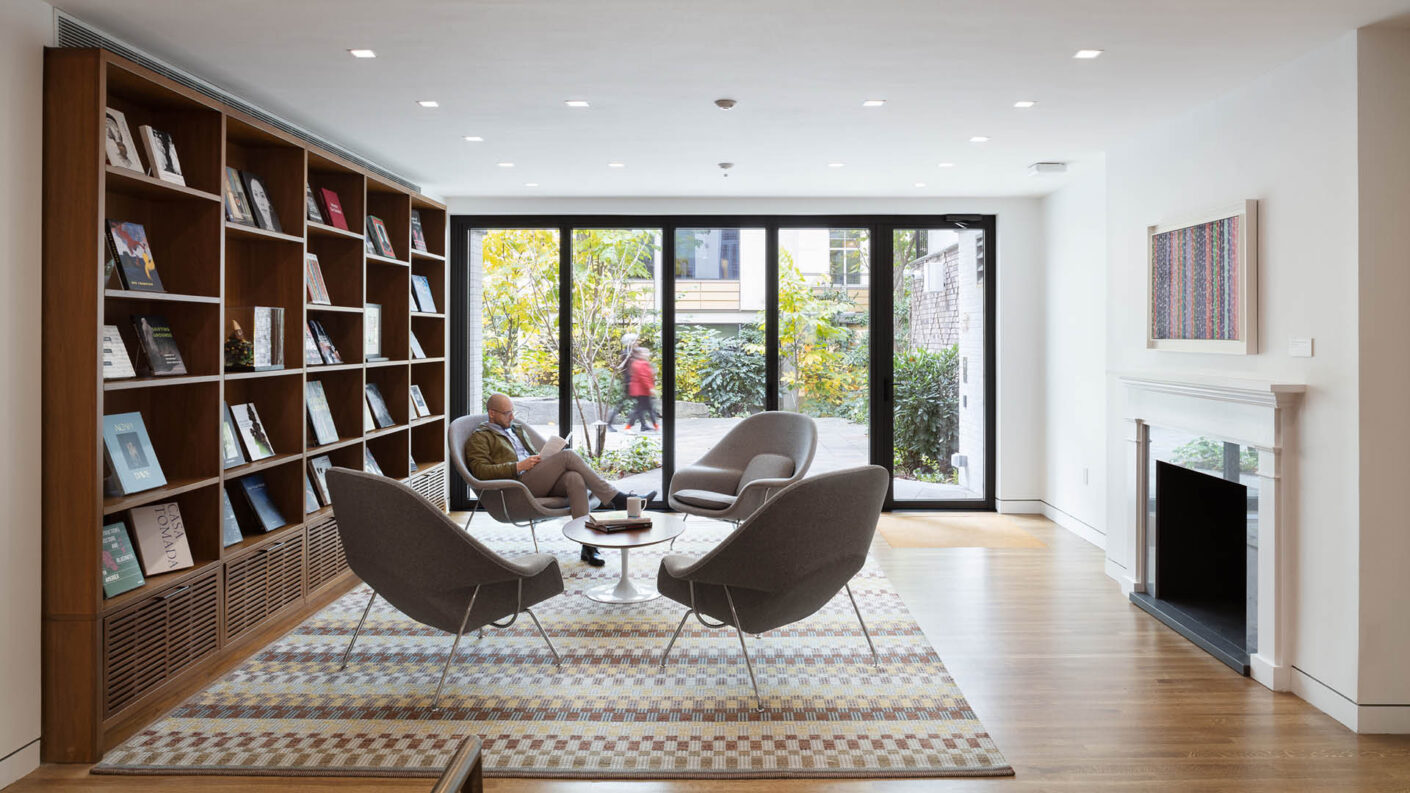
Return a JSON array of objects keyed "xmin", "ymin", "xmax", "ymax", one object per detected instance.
[{"xmin": 584, "ymin": 516, "xmax": 653, "ymax": 533}]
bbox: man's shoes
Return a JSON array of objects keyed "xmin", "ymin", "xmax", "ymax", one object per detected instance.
[
  {"xmin": 609, "ymin": 490, "xmax": 658, "ymax": 509},
  {"xmin": 580, "ymin": 545, "xmax": 605, "ymax": 566}
]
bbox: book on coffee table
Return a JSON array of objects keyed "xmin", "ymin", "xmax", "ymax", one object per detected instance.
[{"xmin": 584, "ymin": 516, "xmax": 653, "ymax": 533}]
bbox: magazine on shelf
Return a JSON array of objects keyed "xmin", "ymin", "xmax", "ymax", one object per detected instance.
[
  {"xmin": 106, "ymin": 220, "xmax": 164, "ymax": 292},
  {"xmin": 103, "ymin": 107, "xmax": 143, "ymax": 173},
  {"xmin": 128, "ymin": 502, "xmax": 193, "ymax": 575},
  {"xmin": 137, "ymin": 125, "xmax": 185, "ymax": 185}
]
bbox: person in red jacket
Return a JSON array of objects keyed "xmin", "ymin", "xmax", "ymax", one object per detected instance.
[{"xmin": 624, "ymin": 345, "xmax": 659, "ymax": 432}]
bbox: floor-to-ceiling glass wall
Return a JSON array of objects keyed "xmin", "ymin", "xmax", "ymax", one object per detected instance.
[
  {"xmin": 570, "ymin": 228, "xmax": 663, "ymax": 496},
  {"xmin": 469, "ymin": 227, "xmax": 561, "ymax": 441},
  {"xmin": 671, "ymin": 227, "xmax": 768, "ymax": 477},
  {"xmin": 889, "ymin": 226, "xmax": 988, "ymax": 503},
  {"xmin": 777, "ymin": 228, "xmax": 871, "ymax": 473}
]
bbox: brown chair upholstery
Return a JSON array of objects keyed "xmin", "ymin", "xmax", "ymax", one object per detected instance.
[
  {"xmin": 448, "ymin": 414, "xmax": 596, "ymax": 550},
  {"xmin": 666, "ymin": 411, "xmax": 817, "ymax": 523},
  {"xmin": 657, "ymin": 465, "xmax": 889, "ymax": 710},
  {"xmin": 327, "ymin": 467, "xmax": 564, "ymax": 707}
]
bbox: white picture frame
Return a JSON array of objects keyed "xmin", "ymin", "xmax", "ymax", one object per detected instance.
[{"xmin": 1146, "ymin": 199, "xmax": 1258, "ymax": 355}]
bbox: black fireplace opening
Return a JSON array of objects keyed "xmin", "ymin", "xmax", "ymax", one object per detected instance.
[{"xmin": 1132, "ymin": 460, "xmax": 1250, "ymax": 674}]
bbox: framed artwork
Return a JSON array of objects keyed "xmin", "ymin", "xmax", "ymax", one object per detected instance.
[{"xmin": 1146, "ymin": 200, "xmax": 1258, "ymax": 354}]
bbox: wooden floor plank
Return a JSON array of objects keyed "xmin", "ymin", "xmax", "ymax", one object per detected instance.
[{"xmin": 12, "ymin": 516, "xmax": 1410, "ymax": 791}]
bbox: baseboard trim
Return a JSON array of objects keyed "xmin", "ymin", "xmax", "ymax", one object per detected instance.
[
  {"xmin": 1104, "ymin": 557, "xmax": 1136, "ymax": 595},
  {"xmin": 995, "ymin": 499, "xmax": 1043, "ymax": 515},
  {"xmin": 0, "ymin": 739, "xmax": 39, "ymax": 789},
  {"xmin": 1357, "ymin": 705, "xmax": 1410, "ymax": 734},
  {"xmin": 1291, "ymin": 667, "xmax": 1359, "ymax": 731},
  {"xmin": 1038, "ymin": 502, "xmax": 1106, "ymax": 550},
  {"xmin": 1250, "ymin": 653, "xmax": 1290, "ymax": 692}
]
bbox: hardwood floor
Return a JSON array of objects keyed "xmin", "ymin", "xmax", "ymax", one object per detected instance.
[{"xmin": 14, "ymin": 516, "xmax": 1410, "ymax": 791}]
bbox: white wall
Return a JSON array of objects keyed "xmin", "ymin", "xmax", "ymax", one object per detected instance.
[
  {"xmin": 1104, "ymin": 34, "xmax": 1363, "ymax": 715},
  {"xmin": 1354, "ymin": 26, "xmax": 1410, "ymax": 719},
  {"xmin": 1039, "ymin": 158, "xmax": 1108, "ymax": 543},
  {"xmin": 0, "ymin": 1, "xmax": 51, "ymax": 786},
  {"xmin": 448, "ymin": 196, "xmax": 1047, "ymax": 506}
]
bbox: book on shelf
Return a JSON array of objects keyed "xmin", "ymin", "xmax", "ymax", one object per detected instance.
[
  {"xmin": 308, "ymin": 455, "xmax": 333, "ymax": 506},
  {"xmin": 101, "ymin": 324, "xmax": 136, "ymax": 380},
  {"xmin": 364, "ymin": 234, "xmax": 376, "ymax": 256},
  {"xmin": 305, "ymin": 253, "xmax": 332, "ymax": 305},
  {"xmin": 318, "ymin": 187, "xmax": 348, "ymax": 230},
  {"xmin": 102, "ymin": 412, "xmax": 166, "ymax": 495},
  {"xmin": 304, "ymin": 472, "xmax": 320, "ymax": 513},
  {"xmin": 224, "ymin": 166, "xmax": 257, "ymax": 226},
  {"xmin": 125, "ymin": 314, "xmax": 186, "ymax": 375},
  {"xmin": 364, "ymin": 383, "xmax": 395, "ymax": 428},
  {"xmin": 410, "ymin": 210, "xmax": 429, "ymax": 253},
  {"xmin": 240, "ymin": 171, "xmax": 283, "ymax": 233},
  {"xmin": 409, "ymin": 330, "xmax": 426, "ymax": 359},
  {"xmin": 137, "ymin": 125, "xmax": 184, "ymax": 186},
  {"xmin": 226, "ymin": 307, "xmax": 285, "ymax": 371},
  {"xmin": 221, "ymin": 403, "xmax": 248, "ymax": 469},
  {"xmin": 128, "ymin": 502, "xmax": 194, "ymax": 575},
  {"xmin": 105, "ymin": 220, "xmax": 164, "ymax": 292},
  {"xmin": 101, "ymin": 521, "xmax": 145, "ymax": 598},
  {"xmin": 103, "ymin": 107, "xmax": 143, "ymax": 173},
  {"xmin": 231, "ymin": 402, "xmax": 276, "ymax": 461},
  {"xmin": 410, "ymin": 385, "xmax": 431, "ymax": 417},
  {"xmin": 305, "ymin": 184, "xmax": 325, "ymax": 225},
  {"xmin": 362, "ymin": 399, "xmax": 375, "ymax": 432},
  {"xmin": 411, "ymin": 275, "xmax": 437, "ymax": 313},
  {"xmin": 363, "ymin": 447, "xmax": 384, "ymax": 476},
  {"xmin": 305, "ymin": 380, "xmax": 340, "ymax": 446},
  {"xmin": 230, "ymin": 473, "xmax": 287, "ymax": 534},
  {"xmin": 409, "ymin": 454, "xmax": 419, "ymax": 473},
  {"xmin": 364, "ymin": 303, "xmax": 385, "ymax": 361},
  {"xmin": 221, "ymin": 489, "xmax": 244, "ymax": 547},
  {"xmin": 303, "ymin": 324, "xmax": 324, "ymax": 366},
  {"xmin": 367, "ymin": 215, "xmax": 396, "ymax": 258},
  {"xmin": 308, "ymin": 319, "xmax": 342, "ymax": 364}
]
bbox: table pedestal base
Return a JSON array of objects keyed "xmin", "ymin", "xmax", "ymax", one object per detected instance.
[{"xmin": 583, "ymin": 547, "xmax": 659, "ymax": 603}]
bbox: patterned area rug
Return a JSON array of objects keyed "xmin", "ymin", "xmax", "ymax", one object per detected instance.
[{"xmin": 95, "ymin": 521, "xmax": 1011, "ymax": 779}]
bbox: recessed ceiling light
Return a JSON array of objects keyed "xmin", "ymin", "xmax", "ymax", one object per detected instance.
[
  {"xmin": 969, "ymin": 136, "xmax": 990, "ymax": 143},
  {"xmin": 463, "ymin": 135, "xmax": 484, "ymax": 142},
  {"xmin": 1013, "ymin": 100, "xmax": 1037, "ymax": 108},
  {"xmin": 1073, "ymin": 49, "xmax": 1104, "ymax": 59},
  {"xmin": 348, "ymin": 49, "xmax": 376, "ymax": 59},
  {"xmin": 607, "ymin": 162, "xmax": 626, "ymax": 168},
  {"xmin": 937, "ymin": 162, "xmax": 955, "ymax": 168},
  {"xmin": 524, "ymin": 182, "xmax": 539, "ymax": 187},
  {"xmin": 862, "ymin": 99, "xmax": 886, "ymax": 107},
  {"xmin": 564, "ymin": 99, "xmax": 590, "ymax": 108},
  {"xmin": 914, "ymin": 182, "xmax": 927, "ymax": 188},
  {"xmin": 417, "ymin": 100, "xmax": 439, "ymax": 108},
  {"xmin": 828, "ymin": 162, "xmax": 845, "ymax": 168},
  {"xmin": 497, "ymin": 162, "xmax": 515, "ymax": 168}
]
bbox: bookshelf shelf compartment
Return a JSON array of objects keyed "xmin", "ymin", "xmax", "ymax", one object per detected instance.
[
  {"xmin": 225, "ymin": 222, "xmax": 305, "ymax": 245},
  {"xmin": 366, "ymin": 253, "xmax": 409, "ymax": 268},
  {"xmin": 222, "ymin": 519, "xmax": 305, "ymax": 560},
  {"xmin": 366, "ymin": 424, "xmax": 409, "ymax": 440},
  {"xmin": 306, "ymin": 304, "xmax": 363, "ymax": 314},
  {"xmin": 103, "ymin": 476, "xmax": 221, "ymax": 516},
  {"xmin": 105, "ymin": 166, "xmax": 222, "ymax": 204},
  {"xmin": 104, "ymin": 374, "xmax": 221, "ymax": 391},
  {"xmin": 306, "ymin": 221, "xmax": 363, "ymax": 241},
  {"xmin": 306, "ymin": 363, "xmax": 361, "ymax": 374},
  {"xmin": 411, "ymin": 249, "xmax": 445, "ymax": 262},
  {"xmin": 309, "ymin": 436, "xmax": 363, "ymax": 454},
  {"xmin": 223, "ymin": 452, "xmax": 302, "ymax": 477},
  {"xmin": 100, "ymin": 558, "xmax": 221, "ymax": 617},
  {"xmin": 225, "ymin": 368, "xmax": 303, "ymax": 381},
  {"xmin": 104, "ymin": 289, "xmax": 220, "ymax": 305},
  {"xmin": 367, "ymin": 359, "xmax": 408, "ymax": 369}
]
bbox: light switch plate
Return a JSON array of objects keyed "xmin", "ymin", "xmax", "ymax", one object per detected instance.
[{"xmin": 1289, "ymin": 338, "xmax": 1314, "ymax": 358}]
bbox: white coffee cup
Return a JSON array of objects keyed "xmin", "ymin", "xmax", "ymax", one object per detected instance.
[{"xmin": 626, "ymin": 497, "xmax": 645, "ymax": 518}]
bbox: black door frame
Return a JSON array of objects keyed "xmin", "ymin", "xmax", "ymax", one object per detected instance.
[{"xmin": 449, "ymin": 214, "xmax": 997, "ymax": 512}]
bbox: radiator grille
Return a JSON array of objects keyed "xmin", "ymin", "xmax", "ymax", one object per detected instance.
[
  {"xmin": 409, "ymin": 463, "xmax": 449, "ymax": 511},
  {"xmin": 306, "ymin": 517, "xmax": 350, "ymax": 593},
  {"xmin": 224, "ymin": 535, "xmax": 306, "ymax": 644},
  {"xmin": 102, "ymin": 569, "xmax": 220, "ymax": 717}
]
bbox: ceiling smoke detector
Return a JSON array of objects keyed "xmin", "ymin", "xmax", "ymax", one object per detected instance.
[
  {"xmin": 718, "ymin": 162, "xmax": 734, "ymax": 177},
  {"xmin": 714, "ymin": 98, "xmax": 737, "ymax": 110},
  {"xmin": 1028, "ymin": 162, "xmax": 1068, "ymax": 176}
]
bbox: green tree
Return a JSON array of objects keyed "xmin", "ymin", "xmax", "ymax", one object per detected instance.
[{"xmin": 480, "ymin": 229, "xmax": 560, "ymax": 392}]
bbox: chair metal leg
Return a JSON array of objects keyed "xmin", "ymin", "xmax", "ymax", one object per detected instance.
[
  {"xmin": 524, "ymin": 607, "xmax": 562, "ymax": 665},
  {"xmin": 529, "ymin": 521, "xmax": 540, "ymax": 552},
  {"xmin": 724, "ymin": 587, "xmax": 764, "ymax": 712},
  {"xmin": 339, "ymin": 590, "xmax": 377, "ymax": 671},
  {"xmin": 432, "ymin": 586, "xmax": 481, "ymax": 709},
  {"xmin": 465, "ymin": 506, "xmax": 476, "ymax": 527},
  {"xmin": 844, "ymin": 583, "xmax": 879, "ymax": 667},
  {"xmin": 659, "ymin": 610, "xmax": 691, "ymax": 668}
]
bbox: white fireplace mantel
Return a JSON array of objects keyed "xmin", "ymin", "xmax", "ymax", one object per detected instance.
[{"xmin": 1117, "ymin": 372, "xmax": 1304, "ymax": 692}]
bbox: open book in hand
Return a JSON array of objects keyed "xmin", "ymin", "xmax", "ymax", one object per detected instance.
[{"xmin": 538, "ymin": 434, "xmax": 567, "ymax": 458}]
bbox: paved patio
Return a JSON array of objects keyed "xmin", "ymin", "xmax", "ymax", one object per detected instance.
[{"xmin": 525, "ymin": 415, "xmax": 981, "ymax": 501}]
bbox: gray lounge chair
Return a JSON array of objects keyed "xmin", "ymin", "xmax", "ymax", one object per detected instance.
[
  {"xmin": 327, "ymin": 468, "xmax": 564, "ymax": 708},
  {"xmin": 656, "ymin": 464, "xmax": 889, "ymax": 710},
  {"xmin": 666, "ymin": 411, "xmax": 817, "ymax": 524},
  {"xmin": 449, "ymin": 414, "xmax": 596, "ymax": 550}
]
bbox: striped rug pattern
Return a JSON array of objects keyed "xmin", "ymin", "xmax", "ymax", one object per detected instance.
[{"xmin": 95, "ymin": 522, "xmax": 1011, "ymax": 779}]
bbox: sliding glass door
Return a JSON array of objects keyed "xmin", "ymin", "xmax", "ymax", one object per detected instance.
[{"xmin": 452, "ymin": 215, "xmax": 995, "ymax": 511}]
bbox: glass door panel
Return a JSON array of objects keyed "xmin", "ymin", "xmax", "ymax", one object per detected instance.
[
  {"xmin": 672, "ymin": 227, "xmax": 767, "ymax": 475},
  {"xmin": 472, "ymin": 227, "xmax": 560, "ymax": 440},
  {"xmin": 890, "ymin": 227, "xmax": 986, "ymax": 503},
  {"xmin": 777, "ymin": 228, "xmax": 871, "ymax": 473},
  {"xmin": 570, "ymin": 228, "xmax": 663, "ymax": 496}
]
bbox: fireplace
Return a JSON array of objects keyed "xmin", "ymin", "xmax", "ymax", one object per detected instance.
[{"xmin": 1119, "ymin": 374, "xmax": 1303, "ymax": 691}]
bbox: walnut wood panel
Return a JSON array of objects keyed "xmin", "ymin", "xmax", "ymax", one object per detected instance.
[
  {"xmin": 102, "ymin": 297, "xmax": 221, "ymax": 377},
  {"xmin": 224, "ymin": 235, "xmax": 304, "ymax": 368},
  {"xmin": 307, "ymin": 234, "xmax": 365, "ymax": 308},
  {"xmin": 103, "ymin": 64, "xmax": 223, "ymax": 196},
  {"xmin": 367, "ymin": 429, "xmax": 411, "ymax": 481},
  {"xmin": 101, "ymin": 566, "xmax": 219, "ymax": 718},
  {"xmin": 224, "ymin": 376, "xmax": 304, "ymax": 462},
  {"xmin": 307, "ymin": 155, "xmax": 365, "ymax": 237},
  {"xmin": 366, "ymin": 184, "xmax": 411, "ymax": 263},
  {"xmin": 102, "ymin": 190, "xmax": 222, "ymax": 297},
  {"xmin": 411, "ymin": 196, "xmax": 446, "ymax": 258},
  {"xmin": 366, "ymin": 264, "xmax": 410, "ymax": 359},
  {"xmin": 223, "ymin": 531, "xmax": 305, "ymax": 644},
  {"xmin": 306, "ymin": 369, "xmax": 365, "ymax": 449},
  {"xmin": 305, "ymin": 516, "xmax": 349, "ymax": 594},
  {"xmin": 103, "ymin": 381, "xmax": 220, "ymax": 484}
]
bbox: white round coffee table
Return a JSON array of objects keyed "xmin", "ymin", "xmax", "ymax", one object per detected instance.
[{"xmin": 562, "ymin": 512, "xmax": 686, "ymax": 603}]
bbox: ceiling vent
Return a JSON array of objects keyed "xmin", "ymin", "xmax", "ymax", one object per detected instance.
[{"xmin": 1028, "ymin": 162, "xmax": 1068, "ymax": 176}]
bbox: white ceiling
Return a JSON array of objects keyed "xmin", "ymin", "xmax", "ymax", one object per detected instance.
[{"xmin": 53, "ymin": 0, "xmax": 1410, "ymax": 198}]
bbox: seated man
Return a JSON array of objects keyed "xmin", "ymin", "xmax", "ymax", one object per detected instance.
[{"xmin": 466, "ymin": 393, "xmax": 655, "ymax": 566}]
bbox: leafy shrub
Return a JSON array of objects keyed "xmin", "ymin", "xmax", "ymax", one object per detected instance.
[
  {"xmin": 893, "ymin": 345, "xmax": 959, "ymax": 477},
  {"xmin": 1170, "ymin": 437, "xmax": 1258, "ymax": 474},
  {"xmin": 481, "ymin": 372, "xmax": 556, "ymax": 399},
  {"xmin": 699, "ymin": 329, "xmax": 767, "ymax": 417},
  {"xmin": 595, "ymin": 435, "xmax": 662, "ymax": 478}
]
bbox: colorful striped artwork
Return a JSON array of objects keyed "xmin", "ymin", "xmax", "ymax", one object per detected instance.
[{"xmin": 1150, "ymin": 215, "xmax": 1241, "ymax": 340}]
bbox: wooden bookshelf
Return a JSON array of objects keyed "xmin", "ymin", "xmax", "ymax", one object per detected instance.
[{"xmin": 41, "ymin": 48, "xmax": 449, "ymax": 763}]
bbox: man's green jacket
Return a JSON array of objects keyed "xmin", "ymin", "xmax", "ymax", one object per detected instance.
[{"xmin": 465, "ymin": 421, "xmax": 538, "ymax": 481}]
